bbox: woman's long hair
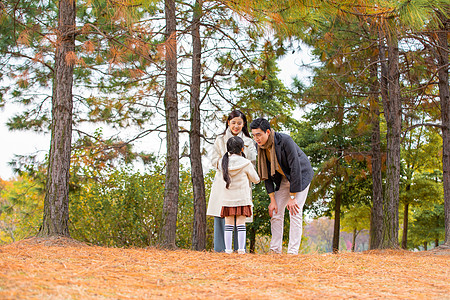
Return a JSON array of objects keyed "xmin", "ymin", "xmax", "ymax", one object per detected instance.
[
  {"xmin": 222, "ymin": 110, "xmax": 251, "ymax": 137},
  {"xmin": 222, "ymin": 136, "xmax": 245, "ymax": 189}
]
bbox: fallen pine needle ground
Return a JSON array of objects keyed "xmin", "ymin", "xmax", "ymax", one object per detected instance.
[{"xmin": 0, "ymin": 237, "xmax": 449, "ymax": 299}]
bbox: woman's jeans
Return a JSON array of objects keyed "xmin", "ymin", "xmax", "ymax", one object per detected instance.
[{"xmin": 214, "ymin": 216, "xmax": 240, "ymax": 252}]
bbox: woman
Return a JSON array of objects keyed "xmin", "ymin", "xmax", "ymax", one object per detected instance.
[{"xmin": 207, "ymin": 110, "xmax": 257, "ymax": 252}]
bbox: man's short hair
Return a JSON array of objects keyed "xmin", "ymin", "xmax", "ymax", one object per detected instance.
[{"xmin": 250, "ymin": 118, "xmax": 271, "ymax": 132}]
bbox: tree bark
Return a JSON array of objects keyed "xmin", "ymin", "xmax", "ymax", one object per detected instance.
[
  {"xmin": 190, "ymin": 0, "xmax": 206, "ymax": 251},
  {"xmin": 423, "ymin": 241, "xmax": 427, "ymax": 251},
  {"xmin": 161, "ymin": 0, "xmax": 179, "ymax": 249},
  {"xmin": 38, "ymin": 0, "xmax": 75, "ymax": 237},
  {"xmin": 369, "ymin": 54, "xmax": 384, "ymax": 249},
  {"xmin": 436, "ymin": 14, "xmax": 450, "ymax": 247},
  {"xmin": 380, "ymin": 28, "xmax": 401, "ymax": 249},
  {"xmin": 401, "ymin": 202, "xmax": 409, "ymax": 249},
  {"xmin": 332, "ymin": 187, "xmax": 341, "ymax": 253}
]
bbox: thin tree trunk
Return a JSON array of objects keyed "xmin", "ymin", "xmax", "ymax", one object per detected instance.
[
  {"xmin": 38, "ymin": 0, "xmax": 75, "ymax": 237},
  {"xmin": 248, "ymin": 226, "xmax": 256, "ymax": 253},
  {"xmin": 352, "ymin": 228, "xmax": 357, "ymax": 252},
  {"xmin": 437, "ymin": 13, "xmax": 450, "ymax": 247},
  {"xmin": 190, "ymin": 0, "xmax": 206, "ymax": 251},
  {"xmin": 435, "ymin": 239, "xmax": 439, "ymax": 247},
  {"xmin": 332, "ymin": 188, "xmax": 341, "ymax": 253},
  {"xmin": 423, "ymin": 241, "xmax": 427, "ymax": 251},
  {"xmin": 369, "ymin": 53, "xmax": 384, "ymax": 249},
  {"xmin": 161, "ymin": 0, "xmax": 179, "ymax": 249},
  {"xmin": 401, "ymin": 202, "xmax": 409, "ymax": 249},
  {"xmin": 380, "ymin": 28, "xmax": 401, "ymax": 249}
]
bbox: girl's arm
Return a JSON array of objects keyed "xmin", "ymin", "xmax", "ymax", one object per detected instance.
[
  {"xmin": 246, "ymin": 163, "xmax": 260, "ymax": 184},
  {"xmin": 244, "ymin": 139, "xmax": 257, "ymax": 166}
]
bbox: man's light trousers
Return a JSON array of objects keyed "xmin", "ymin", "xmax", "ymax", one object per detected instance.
[{"xmin": 270, "ymin": 176, "xmax": 310, "ymax": 254}]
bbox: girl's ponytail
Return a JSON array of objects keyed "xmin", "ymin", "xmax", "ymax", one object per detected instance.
[
  {"xmin": 222, "ymin": 152, "xmax": 231, "ymax": 188},
  {"xmin": 221, "ymin": 136, "xmax": 244, "ymax": 189}
]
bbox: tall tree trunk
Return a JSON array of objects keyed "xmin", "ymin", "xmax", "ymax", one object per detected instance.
[
  {"xmin": 190, "ymin": 0, "xmax": 206, "ymax": 251},
  {"xmin": 401, "ymin": 202, "xmax": 409, "ymax": 249},
  {"xmin": 423, "ymin": 241, "xmax": 427, "ymax": 251},
  {"xmin": 38, "ymin": 0, "xmax": 75, "ymax": 237},
  {"xmin": 380, "ymin": 28, "xmax": 401, "ymax": 249},
  {"xmin": 332, "ymin": 187, "xmax": 341, "ymax": 253},
  {"xmin": 369, "ymin": 54, "xmax": 384, "ymax": 249},
  {"xmin": 437, "ymin": 13, "xmax": 450, "ymax": 247},
  {"xmin": 435, "ymin": 239, "xmax": 439, "ymax": 247},
  {"xmin": 161, "ymin": 0, "xmax": 179, "ymax": 249}
]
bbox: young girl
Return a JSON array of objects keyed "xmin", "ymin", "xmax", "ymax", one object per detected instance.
[
  {"xmin": 207, "ymin": 110, "xmax": 257, "ymax": 252},
  {"xmin": 219, "ymin": 136, "xmax": 260, "ymax": 254}
]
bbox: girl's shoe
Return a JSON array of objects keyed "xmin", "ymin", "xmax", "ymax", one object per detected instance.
[
  {"xmin": 225, "ymin": 249, "xmax": 233, "ymax": 254},
  {"xmin": 237, "ymin": 249, "xmax": 245, "ymax": 254}
]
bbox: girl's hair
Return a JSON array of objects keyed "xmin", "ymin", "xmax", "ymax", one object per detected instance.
[
  {"xmin": 222, "ymin": 110, "xmax": 251, "ymax": 137},
  {"xmin": 222, "ymin": 136, "xmax": 245, "ymax": 189}
]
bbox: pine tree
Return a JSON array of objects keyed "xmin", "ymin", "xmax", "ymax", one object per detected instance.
[
  {"xmin": 436, "ymin": 10, "xmax": 450, "ymax": 248},
  {"xmin": 190, "ymin": 0, "xmax": 206, "ymax": 251},
  {"xmin": 38, "ymin": 0, "xmax": 76, "ymax": 237},
  {"xmin": 160, "ymin": 0, "xmax": 179, "ymax": 249}
]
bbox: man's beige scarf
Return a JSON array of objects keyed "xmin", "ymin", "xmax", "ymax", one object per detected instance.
[{"xmin": 257, "ymin": 129, "xmax": 280, "ymax": 180}]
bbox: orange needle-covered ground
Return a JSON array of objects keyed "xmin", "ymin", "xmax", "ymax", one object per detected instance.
[{"xmin": 0, "ymin": 237, "xmax": 449, "ymax": 299}]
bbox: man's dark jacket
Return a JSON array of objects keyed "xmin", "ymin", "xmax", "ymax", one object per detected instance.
[{"xmin": 263, "ymin": 132, "xmax": 314, "ymax": 194}]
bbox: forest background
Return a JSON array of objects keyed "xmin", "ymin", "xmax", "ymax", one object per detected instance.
[{"xmin": 0, "ymin": 0, "xmax": 449, "ymax": 254}]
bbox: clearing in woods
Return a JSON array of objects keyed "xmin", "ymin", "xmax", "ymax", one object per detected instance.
[{"xmin": 0, "ymin": 237, "xmax": 449, "ymax": 299}]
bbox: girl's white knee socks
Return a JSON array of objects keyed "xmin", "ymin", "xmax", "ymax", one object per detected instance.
[
  {"xmin": 237, "ymin": 224, "xmax": 246, "ymax": 253},
  {"xmin": 224, "ymin": 224, "xmax": 234, "ymax": 253}
]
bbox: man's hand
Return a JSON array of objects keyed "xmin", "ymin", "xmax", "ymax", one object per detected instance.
[
  {"xmin": 287, "ymin": 198, "xmax": 300, "ymax": 215},
  {"xmin": 268, "ymin": 202, "xmax": 278, "ymax": 217}
]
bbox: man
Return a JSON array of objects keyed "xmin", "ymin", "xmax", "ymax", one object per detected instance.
[{"xmin": 250, "ymin": 118, "xmax": 314, "ymax": 254}]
